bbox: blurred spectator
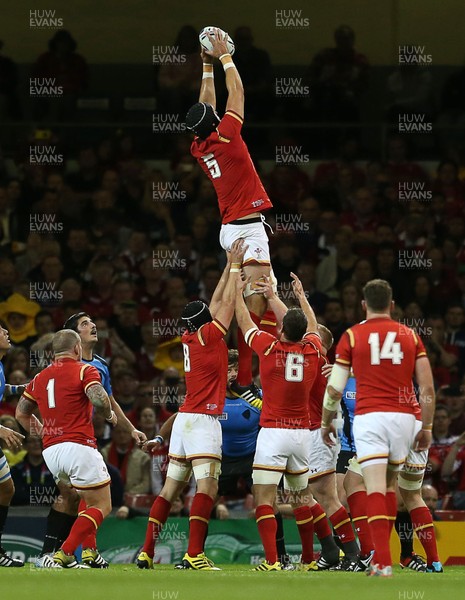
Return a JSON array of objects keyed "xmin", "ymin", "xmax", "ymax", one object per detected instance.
[
  {"xmin": 386, "ymin": 135, "xmax": 428, "ymax": 184},
  {"xmin": 0, "ymin": 294, "xmax": 40, "ymax": 347},
  {"xmin": 271, "ymin": 238, "xmax": 300, "ymax": 284},
  {"xmin": 101, "ymin": 426, "xmax": 151, "ymax": 494},
  {"xmin": 444, "ymin": 304, "xmax": 465, "ymax": 377},
  {"xmin": 306, "ymin": 24, "xmax": 369, "ymax": 123},
  {"xmin": 156, "ymin": 25, "xmax": 202, "ymax": 115},
  {"xmin": 426, "ymin": 404, "xmax": 459, "ymax": 501},
  {"xmin": 441, "ymin": 385, "xmax": 465, "ymax": 435},
  {"xmin": 351, "ymin": 257, "xmax": 374, "ymax": 289},
  {"xmin": 323, "ymin": 299, "xmax": 350, "ymax": 347},
  {"xmin": 427, "ymin": 315, "xmax": 458, "ymax": 371},
  {"xmin": 316, "ymin": 226, "xmax": 358, "ymax": 296},
  {"xmin": 112, "ymin": 368, "xmax": 138, "ymax": 416},
  {"xmin": 135, "ymin": 321, "xmax": 161, "ymax": 382},
  {"xmin": 66, "ymin": 146, "xmax": 100, "ymax": 193},
  {"xmin": 421, "ymin": 484, "xmax": 441, "ymax": 520},
  {"xmin": 0, "ymin": 40, "xmax": 20, "ymax": 120},
  {"xmin": 295, "ymin": 262, "xmax": 328, "ymax": 316},
  {"xmin": 92, "ymin": 411, "xmax": 112, "ymax": 450},
  {"xmin": 110, "ymin": 301, "xmax": 142, "ymax": 352},
  {"xmin": 317, "ymin": 210, "xmax": 339, "ymax": 259},
  {"xmin": 0, "ymin": 258, "xmax": 18, "ymax": 301},
  {"xmin": 11, "ymin": 436, "xmax": 57, "ymax": 506},
  {"xmin": 31, "ymin": 29, "xmax": 88, "ymax": 120},
  {"xmin": 229, "ymin": 26, "xmax": 273, "ymax": 121},
  {"xmin": 61, "ymin": 228, "xmax": 93, "ymax": 279},
  {"xmin": 341, "ymin": 187, "xmax": 380, "ymax": 256},
  {"xmin": 386, "ymin": 59, "xmax": 434, "ymax": 122},
  {"xmin": 339, "ymin": 280, "xmax": 363, "ymax": 325},
  {"xmin": 441, "ymin": 430, "xmax": 465, "ymax": 509}
]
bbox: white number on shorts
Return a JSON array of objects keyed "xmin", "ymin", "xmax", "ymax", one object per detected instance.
[
  {"xmin": 46, "ymin": 378, "xmax": 56, "ymax": 408},
  {"xmin": 285, "ymin": 353, "xmax": 304, "ymax": 382},
  {"xmin": 183, "ymin": 344, "xmax": 191, "ymax": 372},
  {"xmin": 368, "ymin": 332, "xmax": 404, "ymax": 365},
  {"xmin": 202, "ymin": 153, "xmax": 222, "ymax": 179}
]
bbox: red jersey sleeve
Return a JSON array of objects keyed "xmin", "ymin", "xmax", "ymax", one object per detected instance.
[
  {"xmin": 217, "ymin": 111, "xmax": 243, "ymax": 140},
  {"xmin": 196, "ymin": 319, "xmax": 228, "ymax": 346},
  {"xmin": 303, "ymin": 332, "xmax": 323, "ymax": 353},
  {"xmin": 335, "ymin": 330, "xmax": 353, "ymax": 367},
  {"xmin": 246, "ymin": 329, "xmax": 277, "ymax": 355},
  {"xmin": 80, "ymin": 364, "xmax": 103, "ymax": 393},
  {"xmin": 413, "ymin": 331, "xmax": 427, "ymax": 359},
  {"xmin": 23, "ymin": 375, "xmax": 39, "ymax": 403}
]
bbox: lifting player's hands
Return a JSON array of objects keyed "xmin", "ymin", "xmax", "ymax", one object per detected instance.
[
  {"xmin": 204, "ymin": 28, "xmax": 231, "ymax": 59},
  {"xmin": 200, "ymin": 47, "xmax": 213, "ymax": 65},
  {"xmin": 253, "ymin": 276, "xmax": 275, "ymax": 300},
  {"xmin": 228, "ymin": 238, "xmax": 248, "ymax": 265},
  {"xmin": 290, "ymin": 272, "xmax": 305, "ymax": 301},
  {"xmin": 321, "ymin": 423, "xmax": 337, "ymax": 448},
  {"xmin": 413, "ymin": 428, "xmax": 432, "ymax": 452},
  {"xmin": 0, "ymin": 424, "xmax": 25, "ymax": 450}
]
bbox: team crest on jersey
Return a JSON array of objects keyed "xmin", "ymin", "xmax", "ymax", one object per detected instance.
[{"xmin": 254, "ymin": 248, "xmax": 262, "ymax": 259}]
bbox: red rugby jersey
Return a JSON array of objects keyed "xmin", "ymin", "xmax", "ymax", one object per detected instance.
[
  {"xmin": 190, "ymin": 111, "xmax": 273, "ymax": 224},
  {"xmin": 308, "ymin": 354, "xmax": 329, "ymax": 430},
  {"xmin": 334, "ymin": 317, "xmax": 427, "ymax": 416},
  {"xmin": 246, "ymin": 329, "xmax": 321, "ymax": 429},
  {"xmin": 23, "ymin": 358, "xmax": 101, "ymax": 449},
  {"xmin": 180, "ymin": 319, "xmax": 228, "ymax": 415}
]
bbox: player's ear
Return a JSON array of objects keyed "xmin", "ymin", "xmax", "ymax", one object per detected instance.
[
  {"xmin": 390, "ymin": 300, "xmax": 395, "ymax": 314},
  {"xmin": 361, "ymin": 299, "xmax": 366, "ymax": 312}
]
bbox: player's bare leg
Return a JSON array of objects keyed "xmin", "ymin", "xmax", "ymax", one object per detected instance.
[
  {"xmin": 336, "ymin": 472, "xmax": 349, "ymax": 510},
  {"xmin": 309, "ymin": 473, "xmax": 359, "ymax": 567},
  {"xmin": 178, "ymin": 458, "xmax": 221, "ymax": 570},
  {"xmin": 398, "ymin": 472, "xmax": 442, "ymax": 572},
  {"xmin": 53, "ymin": 483, "xmax": 111, "ymax": 568},
  {"xmin": 235, "ymin": 263, "xmax": 270, "ymax": 389},
  {"xmin": 138, "ymin": 460, "xmax": 191, "ymax": 569}
]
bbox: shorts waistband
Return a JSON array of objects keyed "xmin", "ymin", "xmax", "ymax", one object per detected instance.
[{"xmin": 227, "ymin": 217, "xmax": 262, "ymax": 225}]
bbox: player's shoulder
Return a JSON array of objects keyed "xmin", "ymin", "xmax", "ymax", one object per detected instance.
[{"xmin": 90, "ymin": 354, "xmax": 110, "ymax": 370}]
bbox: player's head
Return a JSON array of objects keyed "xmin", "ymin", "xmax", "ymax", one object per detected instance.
[
  {"xmin": 63, "ymin": 312, "xmax": 97, "ymax": 344},
  {"xmin": 181, "ymin": 300, "xmax": 212, "ymax": 333},
  {"xmin": 0, "ymin": 322, "xmax": 10, "ymax": 353},
  {"xmin": 282, "ymin": 307, "xmax": 307, "ymax": 343},
  {"xmin": 227, "ymin": 349, "xmax": 239, "ymax": 387},
  {"xmin": 185, "ymin": 102, "xmax": 220, "ymax": 139},
  {"xmin": 362, "ymin": 279, "xmax": 393, "ymax": 314},
  {"xmin": 317, "ymin": 324, "xmax": 334, "ymax": 355},
  {"xmin": 52, "ymin": 329, "xmax": 82, "ymax": 360}
]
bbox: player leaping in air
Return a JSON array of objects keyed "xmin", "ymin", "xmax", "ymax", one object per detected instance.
[{"xmin": 185, "ymin": 28, "xmax": 274, "ymax": 402}]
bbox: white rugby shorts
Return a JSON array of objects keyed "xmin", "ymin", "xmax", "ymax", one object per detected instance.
[
  {"xmin": 353, "ymin": 412, "xmax": 416, "ymax": 471},
  {"xmin": 43, "ymin": 442, "xmax": 110, "ymax": 490},
  {"xmin": 168, "ymin": 412, "xmax": 222, "ymax": 461}
]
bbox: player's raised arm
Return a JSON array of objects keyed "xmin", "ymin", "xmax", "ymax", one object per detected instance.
[
  {"xmin": 413, "ymin": 356, "xmax": 435, "ymax": 451},
  {"xmin": 290, "ymin": 272, "xmax": 318, "ymax": 333},
  {"xmin": 198, "ymin": 48, "xmax": 216, "ymax": 108},
  {"xmin": 254, "ymin": 276, "xmax": 287, "ymax": 326},
  {"xmin": 213, "ymin": 239, "xmax": 247, "ymax": 328},
  {"xmin": 235, "ymin": 277, "xmax": 256, "ymax": 334},
  {"xmin": 86, "ymin": 383, "xmax": 117, "ymax": 426},
  {"xmin": 205, "ymin": 29, "xmax": 244, "ymax": 119}
]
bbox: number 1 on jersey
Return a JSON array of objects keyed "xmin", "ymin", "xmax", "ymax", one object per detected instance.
[
  {"xmin": 46, "ymin": 378, "xmax": 56, "ymax": 408},
  {"xmin": 368, "ymin": 332, "xmax": 404, "ymax": 365}
]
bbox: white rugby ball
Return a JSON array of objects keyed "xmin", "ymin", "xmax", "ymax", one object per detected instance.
[{"xmin": 199, "ymin": 26, "xmax": 235, "ymax": 56}]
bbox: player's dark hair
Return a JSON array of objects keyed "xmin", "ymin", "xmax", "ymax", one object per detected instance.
[
  {"xmin": 185, "ymin": 102, "xmax": 220, "ymax": 139},
  {"xmin": 435, "ymin": 403, "xmax": 450, "ymax": 416},
  {"xmin": 228, "ymin": 349, "xmax": 239, "ymax": 366},
  {"xmin": 63, "ymin": 311, "xmax": 90, "ymax": 332},
  {"xmin": 181, "ymin": 301, "xmax": 212, "ymax": 333},
  {"xmin": 362, "ymin": 279, "xmax": 392, "ymax": 312},
  {"xmin": 282, "ymin": 308, "xmax": 307, "ymax": 342}
]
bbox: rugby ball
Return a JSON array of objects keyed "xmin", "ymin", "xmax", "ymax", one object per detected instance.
[{"xmin": 199, "ymin": 26, "xmax": 235, "ymax": 56}]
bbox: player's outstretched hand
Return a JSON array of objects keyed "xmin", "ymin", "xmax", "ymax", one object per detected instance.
[
  {"xmin": 290, "ymin": 272, "xmax": 305, "ymax": 300},
  {"xmin": 142, "ymin": 439, "xmax": 162, "ymax": 455},
  {"xmin": 200, "ymin": 47, "xmax": 213, "ymax": 64},
  {"xmin": 131, "ymin": 428, "xmax": 147, "ymax": 446},
  {"xmin": 321, "ymin": 363, "xmax": 333, "ymax": 379},
  {"xmin": 0, "ymin": 425, "xmax": 25, "ymax": 450},
  {"xmin": 229, "ymin": 238, "xmax": 248, "ymax": 265},
  {"xmin": 204, "ymin": 28, "xmax": 231, "ymax": 59},
  {"xmin": 413, "ymin": 428, "xmax": 432, "ymax": 452},
  {"xmin": 321, "ymin": 423, "xmax": 337, "ymax": 448}
]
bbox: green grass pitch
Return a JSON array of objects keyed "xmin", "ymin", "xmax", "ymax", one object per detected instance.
[{"xmin": 2, "ymin": 564, "xmax": 464, "ymax": 600}]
